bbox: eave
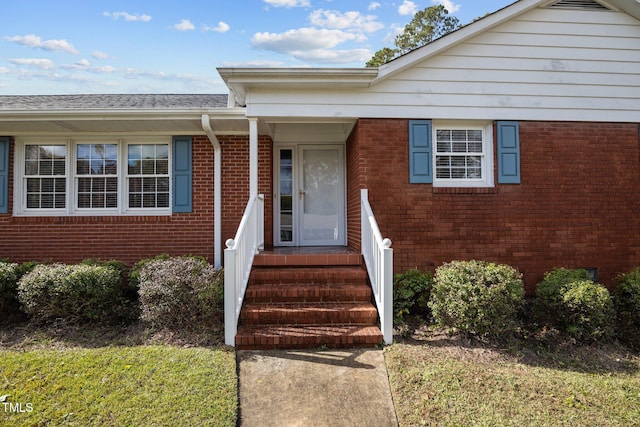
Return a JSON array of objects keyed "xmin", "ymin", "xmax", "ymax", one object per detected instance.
[
  {"xmin": 0, "ymin": 107, "xmax": 249, "ymax": 136},
  {"xmin": 217, "ymin": 68, "xmax": 379, "ymax": 106}
]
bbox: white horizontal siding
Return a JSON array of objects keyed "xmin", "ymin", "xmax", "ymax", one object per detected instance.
[{"xmin": 247, "ymin": 6, "xmax": 640, "ymax": 123}]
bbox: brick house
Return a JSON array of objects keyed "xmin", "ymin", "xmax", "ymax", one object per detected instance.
[{"xmin": 1, "ymin": 0, "xmax": 639, "ymax": 347}]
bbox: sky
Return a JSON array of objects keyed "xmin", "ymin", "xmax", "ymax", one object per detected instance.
[{"xmin": 1, "ymin": 0, "xmax": 515, "ymax": 95}]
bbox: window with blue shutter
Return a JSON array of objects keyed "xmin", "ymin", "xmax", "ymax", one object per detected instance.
[
  {"xmin": 409, "ymin": 120, "xmax": 432, "ymax": 183},
  {"xmin": 0, "ymin": 137, "xmax": 9, "ymax": 214},
  {"xmin": 172, "ymin": 136, "xmax": 192, "ymax": 212},
  {"xmin": 497, "ymin": 121, "xmax": 521, "ymax": 184}
]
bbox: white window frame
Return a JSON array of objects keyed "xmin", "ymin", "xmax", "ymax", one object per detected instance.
[
  {"xmin": 14, "ymin": 136, "xmax": 172, "ymax": 216},
  {"xmin": 432, "ymin": 121, "xmax": 494, "ymax": 188}
]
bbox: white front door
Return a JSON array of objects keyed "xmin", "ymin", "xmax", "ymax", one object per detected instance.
[{"xmin": 275, "ymin": 145, "xmax": 346, "ymax": 246}]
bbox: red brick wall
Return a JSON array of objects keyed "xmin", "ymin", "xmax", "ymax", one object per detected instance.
[
  {"xmin": 347, "ymin": 119, "xmax": 640, "ymax": 292},
  {"xmin": 0, "ymin": 134, "xmax": 273, "ymax": 267},
  {"xmin": 220, "ymin": 135, "xmax": 273, "ymax": 252}
]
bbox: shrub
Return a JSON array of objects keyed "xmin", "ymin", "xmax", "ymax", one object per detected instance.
[
  {"xmin": 613, "ymin": 268, "xmax": 640, "ymax": 349},
  {"xmin": 429, "ymin": 260, "xmax": 525, "ymax": 337},
  {"xmin": 137, "ymin": 256, "xmax": 222, "ymax": 327},
  {"xmin": 0, "ymin": 261, "xmax": 20, "ymax": 312},
  {"xmin": 17, "ymin": 263, "xmax": 123, "ymax": 322},
  {"xmin": 393, "ymin": 269, "xmax": 433, "ymax": 322},
  {"xmin": 128, "ymin": 254, "xmax": 171, "ymax": 291},
  {"xmin": 535, "ymin": 268, "xmax": 614, "ymax": 341}
]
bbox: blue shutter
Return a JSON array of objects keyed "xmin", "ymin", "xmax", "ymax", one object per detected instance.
[
  {"xmin": 497, "ymin": 121, "xmax": 520, "ymax": 184},
  {"xmin": 409, "ymin": 120, "xmax": 432, "ymax": 184},
  {"xmin": 0, "ymin": 137, "xmax": 9, "ymax": 214},
  {"xmin": 172, "ymin": 136, "xmax": 192, "ymax": 213}
]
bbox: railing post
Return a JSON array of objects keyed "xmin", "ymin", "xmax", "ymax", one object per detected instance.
[
  {"xmin": 381, "ymin": 238, "xmax": 393, "ymax": 345},
  {"xmin": 224, "ymin": 238, "xmax": 237, "ymax": 346}
]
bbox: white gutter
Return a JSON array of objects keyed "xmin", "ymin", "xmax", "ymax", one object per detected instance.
[{"xmin": 201, "ymin": 114, "xmax": 222, "ymax": 269}]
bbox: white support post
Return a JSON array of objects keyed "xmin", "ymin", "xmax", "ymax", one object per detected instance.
[
  {"xmin": 224, "ymin": 241, "xmax": 237, "ymax": 346},
  {"xmin": 249, "ymin": 118, "xmax": 258, "ymax": 197}
]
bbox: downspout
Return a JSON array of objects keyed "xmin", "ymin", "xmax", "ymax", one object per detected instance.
[{"xmin": 201, "ymin": 114, "xmax": 222, "ymax": 269}]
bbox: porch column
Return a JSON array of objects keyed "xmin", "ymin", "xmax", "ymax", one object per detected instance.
[{"xmin": 249, "ymin": 117, "xmax": 258, "ymax": 197}]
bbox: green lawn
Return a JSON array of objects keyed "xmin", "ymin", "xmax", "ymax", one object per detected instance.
[
  {"xmin": 386, "ymin": 332, "xmax": 640, "ymax": 427},
  {"xmin": 0, "ymin": 327, "xmax": 236, "ymax": 427}
]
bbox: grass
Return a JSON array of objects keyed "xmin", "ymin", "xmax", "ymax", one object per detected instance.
[
  {"xmin": 385, "ymin": 327, "xmax": 640, "ymax": 427},
  {"xmin": 0, "ymin": 323, "xmax": 237, "ymax": 427}
]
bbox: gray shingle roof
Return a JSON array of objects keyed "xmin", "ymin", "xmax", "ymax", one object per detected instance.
[{"xmin": 0, "ymin": 94, "xmax": 229, "ymax": 110}]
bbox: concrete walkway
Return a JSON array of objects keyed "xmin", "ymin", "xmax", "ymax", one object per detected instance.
[{"xmin": 237, "ymin": 349, "xmax": 398, "ymax": 427}]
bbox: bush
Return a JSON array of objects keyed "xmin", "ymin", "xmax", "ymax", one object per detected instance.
[
  {"xmin": 0, "ymin": 261, "xmax": 20, "ymax": 312},
  {"xmin": 429, "ymin": 260, "xmax": 525, "ymax": 336},
  {"xmin": 137, "ymin": 256, "xmax": 222, "ymax": 327},
  {"xmin": 613, "ymin": 268, "xmax": 640, "ymax": 349},
  {"xmin": 535, "ymin": 268, "xmax": 614, "ymax": 341},
  {"xmin": 17, "ymin": 263, "xmax": 123, "ymax": 322},
  {"xmin": 393, "ymin": 269, "xmax": 433, "ymax": 322},
  {"xmin": 128, "ymin": 254, "xmax": 171, "ymax": 291}
]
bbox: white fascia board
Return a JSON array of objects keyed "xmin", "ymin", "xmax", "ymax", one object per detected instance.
[
  {"xmin": 0, "ymin": 107, "xmax": 247, "ymax": 122},
  {"xmin": 374, "ymin": 0, "xmax": 545, "ymax": 84},
  {"xmin": 606, "ymin": 0, "xmax": 640, "ymax": 20},
  {"xmin": 218, "ymin": 68, "xmax": 378, "ymax": 106}
]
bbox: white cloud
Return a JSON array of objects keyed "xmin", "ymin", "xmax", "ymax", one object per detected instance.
[
  {"xmin": 220, "ymin": 60, "xmax": 286, "ymax": 68},
  {"xmin": 309, "ymin": 9, "xmax": 384, "ymax": 33},
  {"xmin": 368, "ymin": 2, "xmax": 381, "ymax": 10},
  {"xmin": 252, "ymin": 28, "xmax": 358, "ymax": 53},
  {"xmin": 76, "ymin": 58, "xmax": 90, "ymax": 67},
  {"xmin": 10, "ymin": 58, "xmax": 56, "ymax": 70},
  {"xmin": 431, "ymin": 0, "xmax": 461, "ymax": 12},
  {"xmin": 4, "ymin": 35, "xmax": 78, "ymax": 55},
  {"xmin": 204, "ymin": 21, "xmax": 231, "ymax": 33},
  {"xmin": 292, "ymin": 48, "xmax": 371, "ymax": 64},
  {"xmin": 103, "ymin": 11, "xmax": 152, "ymax": 22},
  {"xmin": 174, "ymin": 19, "xmax": 196, "ymax": 31},
  {"xmin": 263, "ymin": 0, "xmax": 310, "ymax": 7},
  {"xmin": 398, "ymin": 0, "xmax": 418, "ymax": 15},
  {"xmin": 0, "ymin": 67, "xmax": 9, "ymax": 74},
  {"xmin": 92, "ymin": 51, "xmax": 109, "ymax": 60}
]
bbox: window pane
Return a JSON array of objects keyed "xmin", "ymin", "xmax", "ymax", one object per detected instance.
[
  {"xmin": 143, "ymin": 194, "xmax": 156, "ymax": 208},
  {"xmin": 142, "ymin": 145, "xmax": 155, "ymax": 159},
  {"xmin": 156, "ymin": 144, "xmax": 169, "ymax": 159},
  {"xmin": 156, "ymin": 159, "xmax": 168, "ymax": 175},
  {"xmin": 77, "ymin": 159, "xmax": 90, "ymax": 175},
  {"xmin": 39, "ymin": 161, "xmax": 52, "ymax": 175},
  {"xmin": 141, "ymin": 159, "xmax": 155, "ymax": 174},
  {"xmin": 25, "ymin": 160, "xmax": 38, "ymax": 175},
  {"xmin": 129, "ymin": 193, "xmax": 142, "ymax": 208},
  {"xmin": 25, "ymin": 145, "xmax": 39, "ymax": 161},
  {"xmin": 157, "ymin": 193, "xmax": 169, "ymax": 208},
  {"xmin": 78, "ymin": 193, "xmax": 91, "ymax": 208}
]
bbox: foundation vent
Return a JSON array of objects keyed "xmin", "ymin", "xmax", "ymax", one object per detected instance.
[{"xmin": 548, "ymin": 0, "xmax": 612, "ymax": 10}]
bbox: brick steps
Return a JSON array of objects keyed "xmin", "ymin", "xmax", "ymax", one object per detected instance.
[
  {"xmin": 244, "ymin": 283, "xmax": 372, "ymax": 303},
  {"xmin": 240, "ymin": 302, "xmax": 378, "ymax": 325},
  {"xmin": 235, "ymin": 250, "xmax": 383, "ymax": 350},
  {"xmin": 249, "ymin": 266, "xmax": 366, "ymax": 285},
  {"xmin": 235, "ymin": 325, "xmax": 382, "ymax": 350}
]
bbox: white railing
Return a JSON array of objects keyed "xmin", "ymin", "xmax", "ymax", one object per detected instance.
[
  {"xmin": 224, "ymin": 194, "xmax": 264, "ymax": 346},
  {"xmin": 361, "ymin": 189, "xmax": 393, "ymax": 345}
]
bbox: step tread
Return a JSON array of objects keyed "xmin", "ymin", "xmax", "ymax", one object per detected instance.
[
  {"xmin": 240, "ymin": 302, "xmax": 378, "ymax": 325},
  {"xmin": 235, "ymin": 324, "xmax": 383, "ymax": 350},
  {"xmin": 249, "ymin": 266, "xmax": 367, "ymax": 285},
  {"xmin": 244, "ymin": 283, "xmax": 372, "ymax": 303}
]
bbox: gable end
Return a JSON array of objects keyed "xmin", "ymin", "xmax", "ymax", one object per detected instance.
[{"xmin": 547, "ymin": 0, "xmax": 612, "ymax": 10}]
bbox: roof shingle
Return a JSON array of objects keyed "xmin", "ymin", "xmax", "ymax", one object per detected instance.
[{"xmin": 0, "ymin": 94, "xmax": 229, "ymax": 110}]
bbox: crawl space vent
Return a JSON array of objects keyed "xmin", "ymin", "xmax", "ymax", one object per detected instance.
[{"xmin": 548, "ymin": 0, "xmax": 612, "ymax": 10}]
